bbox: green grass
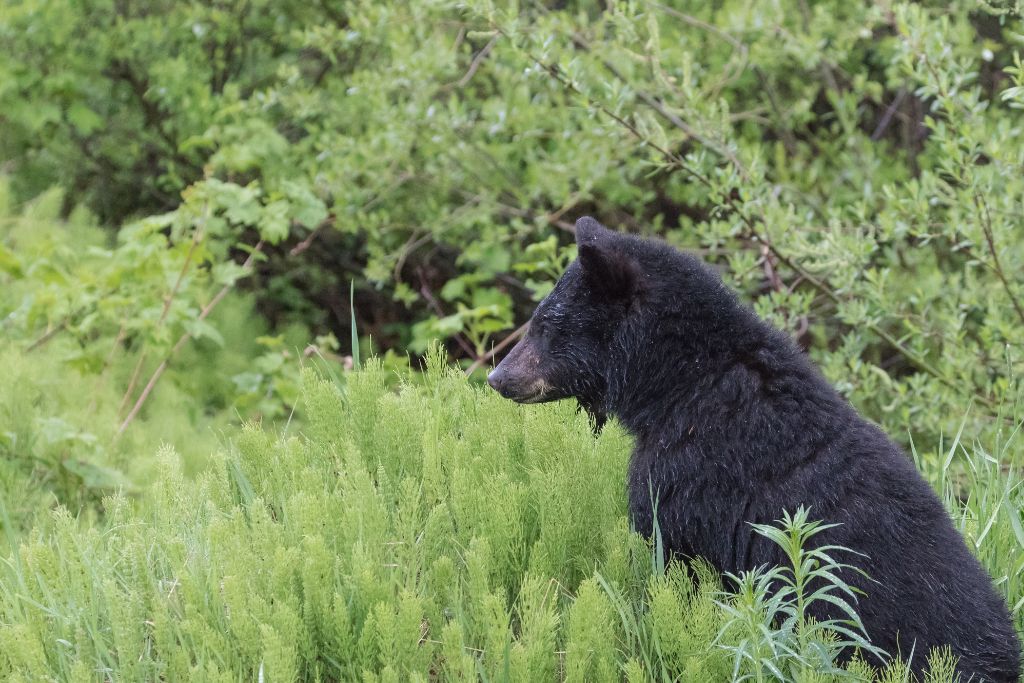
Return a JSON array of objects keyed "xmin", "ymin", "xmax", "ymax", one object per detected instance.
[{"xmin": 0, "ymin": 354, "xmax": 1019, "ymax": 681}]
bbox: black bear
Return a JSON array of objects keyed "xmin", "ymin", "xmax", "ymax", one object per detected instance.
[{"xmin": 488, "ymin": 217, "xmax": 1021, "ymax": 681}]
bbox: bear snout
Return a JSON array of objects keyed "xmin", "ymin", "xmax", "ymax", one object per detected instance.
[
  {"xmin": 487, "ymin": 364, "xmax": 542, "ymax": 402},
  {"xmin": 487, "ymin": 340, "xmax": 551, "ymax": 403},
  {"xmin": 486, "ymin": 365, "xmax": 514, "ymax": 397}
]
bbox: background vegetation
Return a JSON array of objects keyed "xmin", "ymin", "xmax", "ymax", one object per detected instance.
[{"xmin": 1, "ymin": 0, "xmax": 1023, "ymax": 680}]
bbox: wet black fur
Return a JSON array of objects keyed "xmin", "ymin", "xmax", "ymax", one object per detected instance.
[{"xmin": 488, "ymin": 217, "xmax": 1021, "ymax": 681}]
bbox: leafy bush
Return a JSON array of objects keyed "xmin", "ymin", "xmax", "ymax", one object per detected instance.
[
  {"xmin": 0, "ymin": 181, "xmax": 334, "ymax": 532},
  {"xmin": 0, "ymin": 360, "xmax": 1018, "ymax": 681},
  {"xmin": 4, "ymin": 0, "xmax": 1023, "ymax": 451}
]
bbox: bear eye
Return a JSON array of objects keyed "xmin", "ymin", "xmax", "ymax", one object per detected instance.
[{"xmin": 530, "ymin": 317, "xmax": 563, "ymax": 348}]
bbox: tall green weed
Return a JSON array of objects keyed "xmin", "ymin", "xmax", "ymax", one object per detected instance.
[{"xmin": 0, "ymin": 360, "xmax": 1016, "ymax": 681}]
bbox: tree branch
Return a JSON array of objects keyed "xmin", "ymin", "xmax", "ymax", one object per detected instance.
[
  {"xmin": 115, "ymin": 241, "xmax": 264, "ymax": 439},
  {"xmin": 974, "ymin": 193, "xmax": 1024, "ymax": 327},
  {"xmin": 465, "ymin": 321, "xmax": 530, "ymax": 376},
  {"xmin": 443, "ymin": 34, "xmax": 499, "ymax": 89}
]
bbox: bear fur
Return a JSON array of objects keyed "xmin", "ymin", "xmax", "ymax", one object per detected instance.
[{"xmin": 488, "ymin": 217, "xmax": 1021, "ymax": 681}]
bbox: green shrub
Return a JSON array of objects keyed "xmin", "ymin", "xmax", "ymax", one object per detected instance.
[
  {"xmin": 0, "ymin": 361, "xmax": 1016, "ymax": 681},
  {"xmin": 0, "ymin": 182, "xmax": 328, "ymax": 532},
  {"xmin": 4, "ymin": 0, "xmax": 1023, "ymax": 453}
]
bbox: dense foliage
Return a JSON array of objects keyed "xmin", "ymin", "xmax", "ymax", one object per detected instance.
[
  {"xmin": 2, "ymin": 0, "xmax": 1024, "ymax": 680},
  {"xmin": 4, "ymin": 0, "xmax": 1024, "ymax": 446},
  {"xmin": 0, "ymin": 183, "xmax": 328, "ymax": 528}
]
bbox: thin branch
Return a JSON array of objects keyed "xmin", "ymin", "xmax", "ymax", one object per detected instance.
[
  {"xmin": 504, "ymin": 32, "xmax": 714, "ymax": 190},
  {"xmin": 443, "ymin": 34, "xmax": 499, "ymax": 89},
  {"xmin": 87, "ymin": 325, "xmax": 127, "ymax": 416},
  {"xmin": 24, "ymin": 286, "xmax": 118, "ymax": 351},
  {"xmin": 25, "ymin": 319, "xmax": 68, "ymax": 352},
  {"xmin": 361, "ymin": 171, "xmax": 414, "ymax": 212},
  {"xmin": 645, "ymin": 2, "xmax": 744, "ymax": 50},
  {"xmin": 117, "ymin": 209, "xmax": 206, "ymax": 416},
  {"xmin": 531, "ymin": 0, "xmax": 749, "ymax": 171},
  {"xmin": 393, "ymin": 231, "xmax": 432, "ymax": 283},
  {"xmin": 289, "ymin": 215, "xmax": 335, "ymax": 257},
  {"xmin": 118, "ymin": 351, "xmax": 148, "ymax": 416},
  {"xmin": 159, "ymin": 219, "xmax": 204, "ymax": 327},
  {"xmin": 974, "ymin": 193, "xmax": 1024, "ymax": 327},
  {"xmin": 115, "ymin": 241, "xmax": 264, "ymax": 439},
  {"xmin": 567, "ymin": 30, "xmax": 750, "ymax": 181},
  {"xmin": 871, "ymin": 88, "xmax": 907, "ymax": 141},
  {"xmin": 289, "ymin": 227, "xmax": 322, "ymax": 257},
  {"xmin": 481, "ymin": 193, "xmax": 577, "ymax": 233},
  {"xmin": 465, "ymin": 321, "xmax": 530, "ymax": 376}
]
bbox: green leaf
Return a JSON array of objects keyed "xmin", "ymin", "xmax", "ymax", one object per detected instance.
[
  {"xmin": 185, "ymin": 318, "xmax": 225, "ymax": 346},
  {"xmin": 0, "ymin": 244, "xmax": 23, "ymax": 276},
  {"xmin": 282, "ymin": 181, "xmax": 328, "ymax": 228},
  {"xmin": 61, "ymin": 459, "xmax": 134, "ymax": 492},
  {"xmin": 67, "ymin": 102, "xmax": 103, "ymax": 134},
  {"xmin": 258, "ymin": 199, "xmax": 290, "ymax": 244}
]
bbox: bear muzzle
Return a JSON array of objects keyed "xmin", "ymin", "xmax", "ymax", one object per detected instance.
[{"xmin": 487, "ymin": 338, "xmax": 553, "ymax": 403}]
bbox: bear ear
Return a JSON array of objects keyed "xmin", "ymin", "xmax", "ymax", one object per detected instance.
[{"xmin": 574, "ymin": 216, "xmax": 639, "ymax": 300}]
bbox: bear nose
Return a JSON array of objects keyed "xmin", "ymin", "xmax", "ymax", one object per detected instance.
[{"xmin": 487, "ymin": 367, "xmax": 506, "ymax": 393}]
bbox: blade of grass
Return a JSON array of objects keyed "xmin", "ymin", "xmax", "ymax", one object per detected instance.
[{"xmin": 350, "ymin": 280, "xmax": 361, "ymax": 370}]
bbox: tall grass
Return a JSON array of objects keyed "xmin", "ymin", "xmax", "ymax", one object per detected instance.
[{"xmin": 0, "ymin": 355, "xmax": 1016, "ymax": 681}]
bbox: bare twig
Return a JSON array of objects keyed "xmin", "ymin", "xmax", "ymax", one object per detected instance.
[
  {"xmin": 361, "ymin": 171, "xmax": 414, "ymax": 212},
  {"xmin": 289, "ymin": 225, "xmax": 323, "ymax": 257},
  {"xmin": 504, "ymin": 33, "xmax": 714, "ymax": 190},
  {"xmin": 393, "ymin": 231, "xmax": 433, "ymax": 282},
  {"xmin": 645, "ymin": 2, "xmax": 744, "ymax": 49},
  {"xmin": 547, "ymin": 192, "xmax": 583, "ymax": 226},
  {"xmin": 444, "ymin": 34, "xmax": 499, "ymax": 89},
  {"xmin": 974, "ymin": 193, "xmax": 1024, "ymax": 327},
  {"xmin": 871, "ymin": 88, "xmax": 907, "ymax": 141},
  {"xmin": 115, "ymin": 242, "xmax": 265, "ymax": 439},
  {"xmin": 761, "ymin": 243, "xmax": 784, "ymax": 292},
  {"xmin": 289, "ymin": 214, "xmax": 337, "ymax": 257},
  {"xmin": 118, "ymin": 351, "xmax": 148, "ymax": 416},
  {"xmin": 465, "ymin": 320, "xmax": 530, "ymax": 376},
  {"xmin": 118, "ymin": 209, "xmax": 207, "ymax": 416},
  {"xmin": 24, "ymin": 287, "xmax": 114, "ymax": 351},
  {"xmin": 451, "ymin": 25, "xmax": 467, "ymax": 53},
  {"xmin": 488, "ymin": 196, "xmax": 577, "ymax": 233},
  {"xmin": 25, "ymin": 319, "xmax": 68, "ymax": 352},
  {"xmin": 566, "ymin": 30, "xmax": 750, "ymax": 182},
  {"xmin": 531, "ymin": 0, "xmax": 748, "ymax": 166}
]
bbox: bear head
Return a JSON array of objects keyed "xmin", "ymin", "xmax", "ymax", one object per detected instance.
[{"xmin": 487, "ymin": 216, "xmax": 742, "ymax": 423}]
